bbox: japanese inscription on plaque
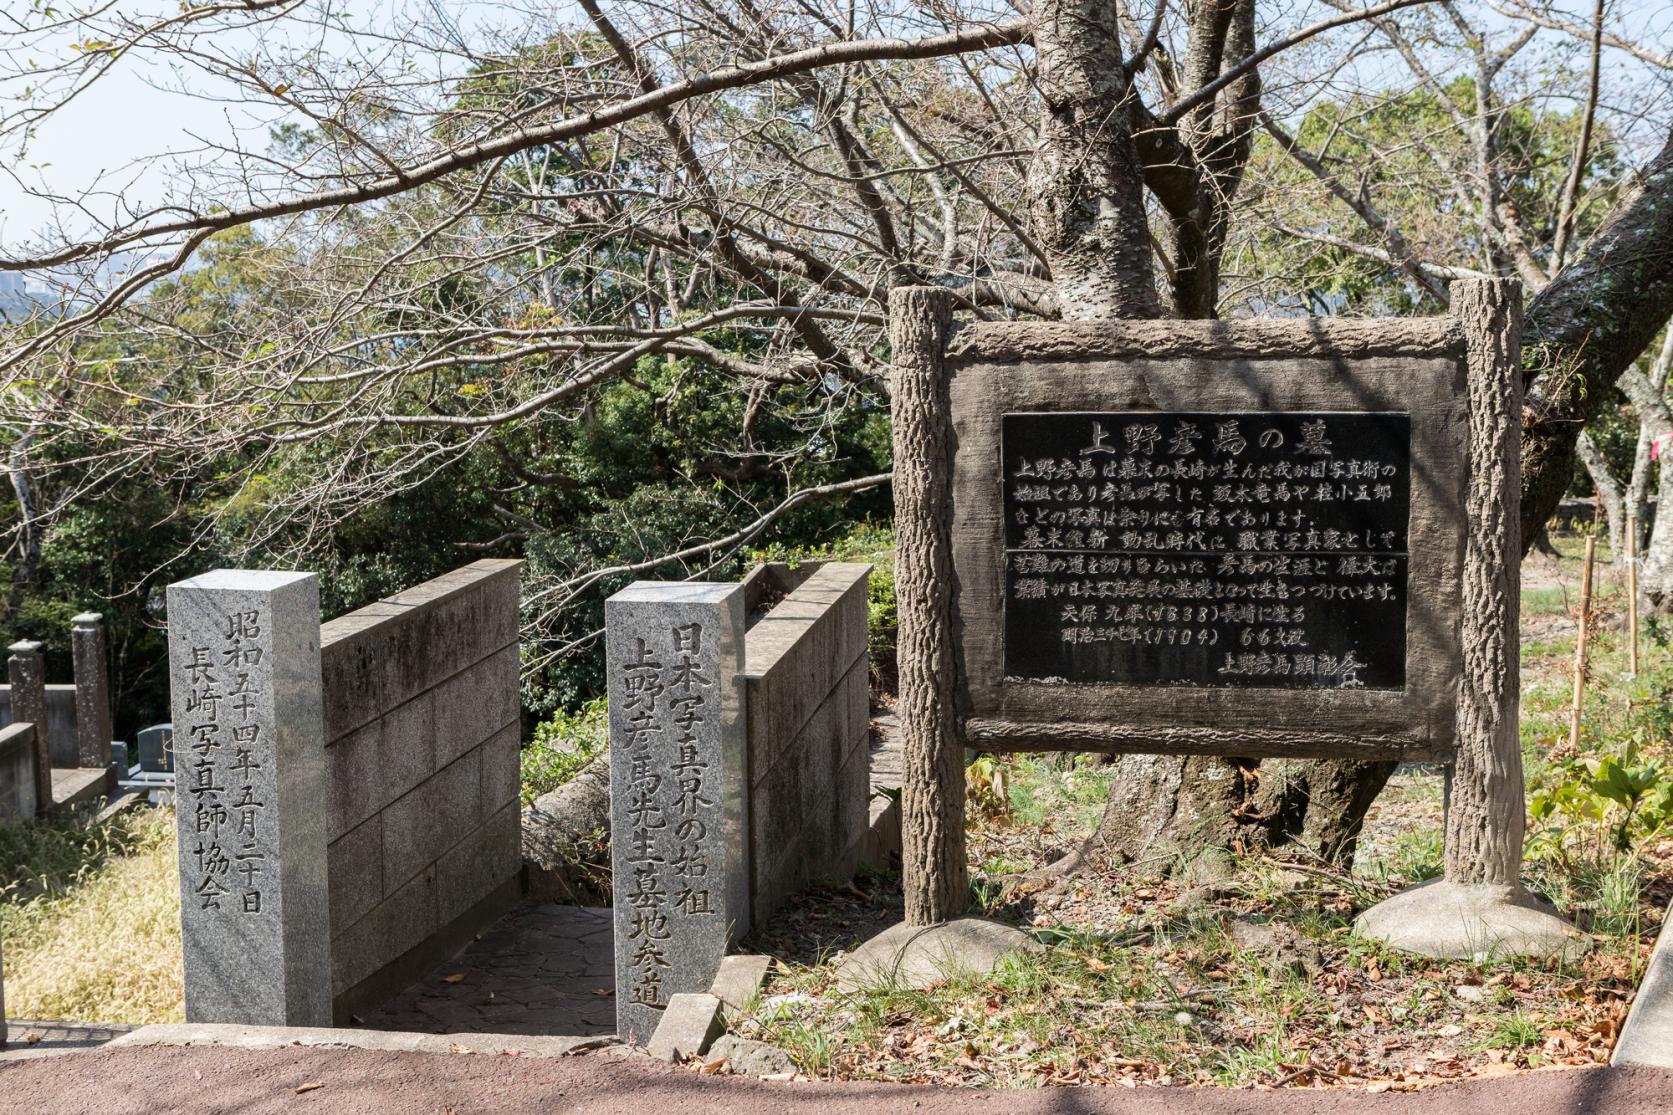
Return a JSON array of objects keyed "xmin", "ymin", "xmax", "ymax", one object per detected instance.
[
  {"xmin": 1002, "ymin": 411, "xmax": 1411, "ymax": 690},
  {"xmin": 607, "ymin": 582, "xmax": 747, "ymax": 1044}
]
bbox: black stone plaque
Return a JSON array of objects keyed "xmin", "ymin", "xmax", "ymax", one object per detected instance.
[{"xmin": 1002, "ymin": 411, "xmax": 1410, "ymax": 690}]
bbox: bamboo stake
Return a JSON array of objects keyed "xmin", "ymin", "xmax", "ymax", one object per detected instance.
[
  {"xmin": 1628, "ymin": 512, "xmax": 1640, "ymax": 677},
  {"xmin": 1569, "ymin": 534, "xmax": 1597, "ymax": 751}
]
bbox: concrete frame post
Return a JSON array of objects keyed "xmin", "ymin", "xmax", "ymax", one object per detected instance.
[
  {"xmin": 8, "ymin": 640, "xmax": 50, "ymax": 815},
  {"xmin": 1356, "ymin": 279, "xmax": 1579, "ymax": 961},
  {"xmin": 889, "ymin": 285, "xmax": 968, "ymax": 928},
  {"xmin": 71, "ymin": 612, "xmax": 115, "ymax": 776}
]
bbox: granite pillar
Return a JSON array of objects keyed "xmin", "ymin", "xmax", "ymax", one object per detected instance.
[
  {"xmin": 71, "ymin": 612, "xmax": 114, "ymax": 773},
  {"xmin": 8, "ymin": 640, "xmax": 50, "ymax": 815},
  {"xmin": 167, "ymin": 570, "xmax": 332, "ymax": 1026},
  {"xmin": 606, "ymin": 582, "xmax": 748, "ymax": 1044}
]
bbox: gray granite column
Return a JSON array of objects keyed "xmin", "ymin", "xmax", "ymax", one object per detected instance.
[
  {"xmin": 606, "ymin": 582, "xmax": 748, "ymax": 1044},
  {"xmin": 8, "ymin": 640, "xmax": 50, "ymax": 815},
  {"xmin": 71, "ymin": 612, "xmax": 115, "ymax": 772},
  {"xmin": 167, "ymin": 570, "xmax": 332, "ymax": 1027}
]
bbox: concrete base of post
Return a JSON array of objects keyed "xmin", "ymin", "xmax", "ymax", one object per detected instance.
[{"xmin": 1355, "ymin": 878, "xmax": 1585, "ymax": 962}]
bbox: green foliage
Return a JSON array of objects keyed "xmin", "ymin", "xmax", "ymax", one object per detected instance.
[
  {"xmin": 520, "ymin": 697, "xmax": 609, "ymax": 804},
  {"xmin": 1241, "ymin": 79, "xmax": 1626, "ymax": 317},
  {"xmin": 751, "ymin": 520, "xmax": 899, "ymax": 691},
  {"xmin": 1529, "ymin": 745, "xmax": 1672, "ymax": 857}
]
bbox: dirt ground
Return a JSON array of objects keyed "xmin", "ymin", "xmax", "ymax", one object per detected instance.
[{"xmin": 2, "ymin": 1045, "xmax": 1671, "ymax": 1115}]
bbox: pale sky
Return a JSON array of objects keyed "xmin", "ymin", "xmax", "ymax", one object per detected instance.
[{"xmin": 1, "ymin": 0, "xmax": 1669, "ymax": 261}]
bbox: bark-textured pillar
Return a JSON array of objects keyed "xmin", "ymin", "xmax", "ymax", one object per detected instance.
[
  {"xmin": 1446, "ymin": 278, "xmax": 1526, "ymax": 887},
  {"xmin": 1357, "ymin": 279, "xmax": 1576, "ymax": 960},
  {"xmin": 8, "ymin": 640, "xmax": 50, "ymax": 815},
  {"xmin": 167, "ymin": 570, "xmax": 331, "ymax": 1027},
  {"xmin": 1, "ymin": 925, "xmax": 8, "ymax": 1048},
  {"xmin": 889, "ymin": 285, "xmax": 968, "ymax": 925},
  {"xmin": 71, "ymin": 612, "xmax": 115, "ymax": 772}
]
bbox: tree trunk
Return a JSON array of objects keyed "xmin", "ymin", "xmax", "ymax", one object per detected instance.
[
  {"xmin": 1520, "ymin": 124, "xmax": 1673, "ymax": 555},
  {"xmin": 1026, "ymin": 0, "xmax": 1159, "ymax": 320},
  {"xmin": 1618, "ymin": 361, "xmax": 1673, "ymax": 610},
  {"xmin": 1253, "ymin": 757, "xmax": 1399, "ymax": 866},
  {"xmin": 1026, "ymin": 0, "xmax": 1392, "ymax": 878},
  {"xmin": 1575, "ymin": 430, "xmax": 1626, "ymax": 564}
]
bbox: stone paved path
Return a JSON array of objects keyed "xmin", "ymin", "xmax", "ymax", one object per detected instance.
[
  {"xmin": 1, "ymin": 1020, "xmax": 135, "ymax": 1061},
  {"xmin": 357, "ymin": 903, "xmax": 616, "ymax": 1036}
]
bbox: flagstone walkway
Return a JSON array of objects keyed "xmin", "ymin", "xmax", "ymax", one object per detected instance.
[
  {"xmin": 1, "ymin": 1019, "xmax": 135, "ymax": 1061},
  {"xmin": 356, "ymin": 903, "xmax": 617, "ymax": 1036}
]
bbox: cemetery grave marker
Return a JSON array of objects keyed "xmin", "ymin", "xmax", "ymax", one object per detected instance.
[
  {"xmin": 137, "ymin": 724, "xmax": 175, "ymax": 774},
  {"xmin": 889, "ymin": 280, "xmax": 1576, "ymax": 958}
]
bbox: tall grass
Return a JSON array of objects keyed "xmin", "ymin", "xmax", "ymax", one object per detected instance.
[{"xmin": 1, "ymin": 805, "xmax": 183, "ymax": 1023}]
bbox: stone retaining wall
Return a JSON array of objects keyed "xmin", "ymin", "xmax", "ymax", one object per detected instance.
[
  {"xmin": 0, "ymin": 686, "xmax": 78, "ymax": 768},
  {"xmin": 319, "ymin": 558, "xmax": 524, "ymax": 1018},
  {"xmin": 740, "ymin": 561, "xmax": 872, "ymax": 927},
  {"xmin": 0, "ymin": 722, "xmax": 37, "ymax": 822}
]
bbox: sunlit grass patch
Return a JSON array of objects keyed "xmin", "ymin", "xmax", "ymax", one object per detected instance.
[{"xmin": 1, "ymin": 805, "xmax": 183, "ymax": 1024}]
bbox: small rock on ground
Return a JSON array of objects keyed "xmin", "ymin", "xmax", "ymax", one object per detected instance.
[
  {"xmin": 707, "ymin": 1036, "xmax": 796, "ymax": 1077},
  {"xmin": 1228, "ymin": 919, "xmax": 1326, "ymax": 976},
  {"xmin": 833, "ymin": 917, "xmax": 1041, "ymax": 992}
]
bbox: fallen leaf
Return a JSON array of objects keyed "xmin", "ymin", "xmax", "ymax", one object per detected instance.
[
  {"xmin": 442, "ymin": 972, "xmax": 468, "ymax": 984},
  {"xmin": 295, "ymin": 1081, "xmax": 324, "ymax": 1094}
]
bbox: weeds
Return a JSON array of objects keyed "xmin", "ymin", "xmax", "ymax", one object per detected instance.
[
  {"xmin": 0, "ymin": 805, "xmax": 182, "ymax": 1023},
  {"xmin": 520, "ymin": 696, "xmax": 608, "ymax": 804}
]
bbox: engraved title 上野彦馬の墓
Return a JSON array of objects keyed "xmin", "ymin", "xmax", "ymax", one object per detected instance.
[{"xmin": 1002, "ymin": 411, "xmax": 1411, "ymax": 690}]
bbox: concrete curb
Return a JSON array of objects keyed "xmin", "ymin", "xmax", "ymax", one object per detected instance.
[
  {"xmin": 106, "ymin": 1023, "xmax": 621, "ymax": 1060},
  {"xmin": 1614, "ymin": 906, "xmax": 1673, "ymax": 1067},
  {"xmin": 645, "ymin": 953, "xmax": 775, "ymax": 1062}
]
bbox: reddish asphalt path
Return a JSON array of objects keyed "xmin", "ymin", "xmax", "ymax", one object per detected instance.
[{"xmin": 1, "ymin": 1048, "xmax": 1669, "ymax": 1114}]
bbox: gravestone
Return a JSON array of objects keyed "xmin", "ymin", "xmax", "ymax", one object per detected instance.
[
  {"xmin": 166, "ymin": 570, "xmax": 332, "ymax": 1026},
  {"xmin": 137, "ymin": 724, "xmax": 175, "ymax": 773},
  {"xmin": 605, "ymin": 582, "xmax": 748, "ymax": 1044},
  {"xmin": 888, "ymin": 281, "xmax": 1576, "ymax": 958},
  {"xmin": 70, "ymin": 612, "xmax": 115, "ymax": 772},
  {"xmin": 7, "ymin": 641, "xmax": 50, "ymax": 815}
]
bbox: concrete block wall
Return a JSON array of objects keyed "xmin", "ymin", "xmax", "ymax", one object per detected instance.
[
  {"xmin": 0, "ymin": 686, "xmax": 78, "ymax": 768},
  {"xmin": 741, "ymin": 561, "xmax": 872, "ymax": 927},
  {"xmin": 318, "ymin": 558, "xmax": 524, "ymax": 1017},
  {"xmin": 0, "ymin": 722, "xmax": 37, "ymax": 822}
]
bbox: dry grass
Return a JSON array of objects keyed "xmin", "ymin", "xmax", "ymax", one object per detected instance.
[{"xmin": 0, "ymin": 804, "xmax": 183, "ymax": 1024}]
